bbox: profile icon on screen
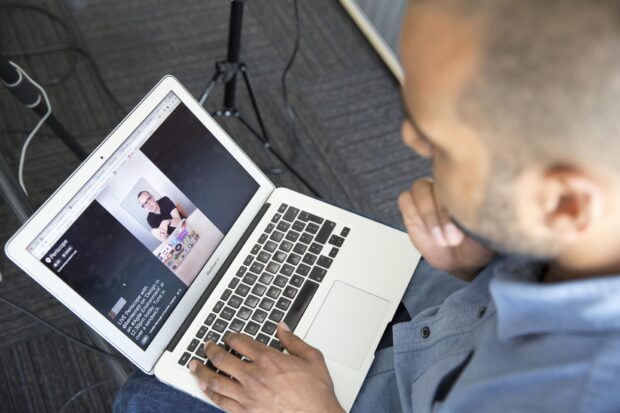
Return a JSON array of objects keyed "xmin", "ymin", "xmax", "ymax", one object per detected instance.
[{"xmin": 137, "ymin": 191, "xmax": 186, "ymax": 242}]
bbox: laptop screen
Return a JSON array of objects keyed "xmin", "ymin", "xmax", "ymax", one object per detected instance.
[{"xmin": 26, "ymin": 92, "xmax": 259, "ymax": 349}]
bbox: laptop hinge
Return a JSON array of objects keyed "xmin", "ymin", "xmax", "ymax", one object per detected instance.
[{"xmin": 166, "ymin": 202, "xmax": 271, "ymax": 352}]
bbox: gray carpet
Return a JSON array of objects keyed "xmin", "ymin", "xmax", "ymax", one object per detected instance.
[{"xmin": 0, "ymin": 0, "xmax": 429, "ymax": 411}]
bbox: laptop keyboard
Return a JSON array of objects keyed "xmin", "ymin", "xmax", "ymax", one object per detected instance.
[{"xmin": 177, "ymin": 203, "xmax": 349, "ymax": 371}]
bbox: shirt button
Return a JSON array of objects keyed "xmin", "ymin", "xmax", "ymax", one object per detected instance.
[
  {"xmin": 478, "ymin": 306, "xmax": 487, "ymax": 319},
  {"xmin": 420, "ymin": 326, "xmax": 430, "ymax": 339}
]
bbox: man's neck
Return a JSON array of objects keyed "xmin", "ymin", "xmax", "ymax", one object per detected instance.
[{"xmin": 545, "ymin": 259, "xmax": 620, "ymax": 283}]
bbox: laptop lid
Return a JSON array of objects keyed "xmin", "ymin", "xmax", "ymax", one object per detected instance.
[{"xmin": 5, "ymin": 76, "xmax": 275, "ymax": 372}]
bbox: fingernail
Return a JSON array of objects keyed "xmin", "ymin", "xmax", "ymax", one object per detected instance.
[
  {"xmin": 200, "ymin": 381, "xmax": 207, "ymax": 391},
  {"xmin": 280, "ymin": 321, "xmax": 290, "ymax": 332},
  {"xmin": 444, "ymin": 223, "xmax": 464, "ymax": 246},
  {"xmin": 431, "ymin": 226, "xmax": 448, "ymax": 247},
  {"xmin": 189, "ymin": 360, "xmax": 198, "ymax": 373}
]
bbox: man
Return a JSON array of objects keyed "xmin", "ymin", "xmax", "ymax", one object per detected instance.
[
  {"xmin": 115, "ymin": 1, "xmax": 620, "ymax": 411},
  {"xmin": 138, "ymin": 191, "xmax": 183, "ymax": 242}
]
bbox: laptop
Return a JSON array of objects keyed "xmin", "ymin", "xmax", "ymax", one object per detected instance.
[{"xmin": 5, "ymin": 76, "xmax": 420, "ymax": 411}]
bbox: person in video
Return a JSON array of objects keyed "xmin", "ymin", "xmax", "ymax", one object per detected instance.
[
  {"xmin": 138, "ymin": 191, "xmax": 183, "ymax": 242},
  {"xmin": 115, "ymin": 1, "xmax": 620, "ymax": 412}
]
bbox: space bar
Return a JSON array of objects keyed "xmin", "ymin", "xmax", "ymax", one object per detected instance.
[{"xmin": 283, "ymin": 280, "xmax": 319, "ymax": 332}]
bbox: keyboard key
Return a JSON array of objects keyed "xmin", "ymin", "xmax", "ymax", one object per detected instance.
[
  {"xmin": 229, "ymin": 295, "xmax": 243, "ymax": 309},
  {"xmin": 235, "ymin": 284, "xmax": 250, "ymax": 297},
  {"xmin": 257, "ymin": 251, "xmax": 271, "ymax": 263},
  {"xmin": 329, "ymin": 247, "xmax": 339, "ymax": 258},
  {"xmin": 221, "ymin": 307, "xmax": 235, "ymax": 320},
  {"xmin": 236, "ymin": 266, "xmax": 247, "ymax": 277},
  {"xmin": 251, "ymin": 244, "xmax": 261, "ymax": 254},
  {"xmin": 245, "ymin": 295, "xmax": 260, "ymax": 308},
  {"xmin": 178, "ymin": 352, "xmax": 191, "ymax": 366},
  {"xmin": 267, "ymin": 286, "xmax": 282, "ymax": 299},
  {"xmin": 221, "ymin": 289, "xmax": 232, "ymax": 301},
  {"xmin": 306, "ymin": 223, "xmax": 319, "ymax": 234},
  {"xmin": 309, "ymin": 266, "xmax": 327, "ymax": 283},
  {"xmin": 276, "ymin": 297, "xmax": 291, "ymax": 311},
  {"xmin": 287, "ymin": 253, "xmax": 301, "ymax": 265},
  {"xmin": 285, "ymin": 231, "xmax": 300, "ymax": 242},
  {"xmin": 283, "ymin": 280, "xmax": 319, "ymax": 331},
  {"xmin": 278, "ymin": 204, "xmax": 288, "ymax": 213},
  {"xmin": 289, "ymin": 275, "xmax": 304, "ymax": 288},
  {"xmin": 242, "ymin": 273, "xmax": 258, "ymax": 285},
  {"xmin": 262, "ymin": 321, "xmax": 277, "ymax": 335},
  {"xmin": 273, "ymin": 251, "xmax": 287, "ymax": 263},
  {"xmin": 307, "ymin": 214, "xmax": 324, "ymax": 224},
  {"xmin": 265, "ymin": 223, "xmax": 275, "ymax": 233},
  {"xmin": 244, "ymin": 321, "xmax": 260, "ymax": 335},
  {"xmin": 300, "ymin": 233, "xmax": 313, "ymax": 244},
  {"xmin": 237, "ymin": 306, "xmax": 252, "ymax": 320},
  {"xmin": 279, "ymin": 240, "xmax": 293, "ymax": 252},
  {"xmin": 256, "ymin": 333, "xmax": 270, "ymax": 345},
  {"xmin": 259, "ymin": 272, "xmax": 274, "ymax": 285},
  {"xmin": 228, "ymin": 278, "xmax": 240, "ymax": 289},
  {"xmin": 272, "ymin": 213, "xmax": 282, "ymax": 223},
  {"xmin": 243, "ymin": 255, "xmax": 254, "ymax": 266},
  {"xmin": 213, "ymin": 319, "xmax": 228, "ymax": 333},
  {"xmin": 283, "ymin": 206, "xmax": 300, "ymax": 222},
  {"xmin": 302, "ymin": 253, "xmax": 317, "ymax": 266},
  {"xmin": 250, "ymin": 262, "xmax": 265, "ymax": 274},
  {"xmin": 309, "ymin": 242, "xmax": 323, "ymax": 255},
  {"xmin": 317, "ymin": 256, "xmax": 333, "ymax": 269},
  {"xmin": 292, "ymin": 221, "xmax": 306, "ymax": 232},
  {"xmin": 187, "ymin": 338, "xmax": 200, "ymax": 352},
  {"xmin": 258, "ymin": 234, "xmax": 268, "ymax": 244},
  {"xmin": 270, "ymin": 231, "xmax": 285, "ymax": 242},
  {"xmin": 280, "ymin": 264, "xmax": 294, "ymax": 277},
  {"xmin": 213, "ymin": 301, "xmax": 224, "ymax": 313},
  {"xmin": 264, "ymin": 241, "xmax": 277, "ymax": 253},
  {"xmin": 341, "ymin": 227, "xmax": 350, "ymax": 237},
  {"xmin": 274, "ymin": 275, "xmax": 287, "ymax": 288},
  {"xmin": 277, "ymin": 221, "xmax": 290, "ymax": 232},
  {"xmin": 296, "ymin": 263, "xmax": 311, "ymax": 276},
  {"xmin": 266, "ymin": 262, "xmax": 280, "ymax": 274},
  {"xmin": 205, "ymin": 313, "xmax": 216, "ymax": 326},
  {"xmin": 206, "ymin": 331, "xmax": 221, "ymax": 343},
  {"xmin": 196, "ymin": 344, "xmax": 206, "ymax": 358},
  {"xmin": 293, "ymin": 243, "xmax": 307, "ymax": 255},
  {"xmin": 252, "ymin": 309, "xmax": 268, "ymax": 323},
  {"xmin": 315, "ymin": 220, "xmax": 336, "ymax": 244},
  {"xmin": 269, "ymin": 339, "xmax": 284, "ymax": 352},
  {"xmin": 251, "ymin": 284, "xmax": 267, "ymax": 296},
  {"xmin": 230, "ymin": 319, "xmax": 245, "ymax": 333},
  {"xmin": 283, "ymin": 286, "xmax": 298, "ymax": 299},
  {"xmin": 191, "ymin": 356, "xmax": 204, "ymax": 366},
  {"xmin": 259, "ymin": 297, "xmax": 275, "ymax": 311},
  {"xmin": 328, "ymin": 235, "xmax": 345, "ymax": 247},
  {"xmin": 269, "ymin": 309, "xmax": 285, "ymax": 323}
]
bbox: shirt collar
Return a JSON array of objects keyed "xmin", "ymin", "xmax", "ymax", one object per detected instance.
[{"xmin": 489, "ymin": 258, "xmax": 620, "ymax": 340}]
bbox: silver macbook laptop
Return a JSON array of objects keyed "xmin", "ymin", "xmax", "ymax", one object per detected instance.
[{"xmin": 5, "ymin": 76, "xmax": 420, "ymax": 411}]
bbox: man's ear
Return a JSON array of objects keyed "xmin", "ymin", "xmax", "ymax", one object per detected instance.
[{"xmin": 517, "ymin": 166, "xmax": 604, "ymax": 244}]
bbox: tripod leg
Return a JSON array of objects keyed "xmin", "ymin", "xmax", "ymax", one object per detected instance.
[
  {"xmin": 199, "ymin": 67, "xmax": 224, "ymax": 106},
  {"xmin": 240, "ymin": 66, "xmax": 270, "ymax": 143}
]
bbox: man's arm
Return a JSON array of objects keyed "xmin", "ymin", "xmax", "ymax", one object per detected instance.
[
  {"xmin": 189, "ymin": 323, "xmax": 345, "ymax": 413},
  {"xmin": 169, "ymin": 208, "xmax": 182, "ymax": 227},
  {"xmin": 151, "ymin": 220, "xmax": 169, "ymax": 242}
]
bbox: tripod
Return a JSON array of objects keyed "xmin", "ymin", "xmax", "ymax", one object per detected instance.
[{"xmin": 197, "ymin": 0, "xmax": 320, "ymax": 198}]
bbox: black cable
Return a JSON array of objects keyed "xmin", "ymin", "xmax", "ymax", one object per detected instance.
[
  {"xmin": 57, "ymin": 380, "xmax": 115, "ymax": 413},
  {"xmin": 0, "ymin": 294, "xmax": 124, "ymax": 360},
  {"xmin": 280, "ymin": 0, "xmax": 301, "ymax": 162}
]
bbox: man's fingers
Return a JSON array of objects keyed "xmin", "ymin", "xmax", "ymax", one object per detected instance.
[
  {"xmin": 430, "ymin": 185, "xmax": 464, "ymax": 247},
  {"xmin": 277, "ymin": 322, "xmax": 321, "ymax": 361},
  {"xmin": 204, "ymin": 341, "xmax": 251, "ymax": 383},
  {"xmin": 224, "ymin": 332, "xmax": 267, "ymax": 361},
  {"xmin": 409, "ymin": 178, "xmax": 448, "ymax": 247},
  {"xmin": 189, "ymin": 360, "xmax": 245, "ymax": 407}
]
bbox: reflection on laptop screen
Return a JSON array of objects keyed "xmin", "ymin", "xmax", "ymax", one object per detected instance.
[{"xmin": 27, "ymin": 92, "xmax": 259, "ymax": 349}]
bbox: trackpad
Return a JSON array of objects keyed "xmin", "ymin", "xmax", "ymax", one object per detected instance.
[{"xmin": 303, "ymin": 281, "xmax": 390, "ymax": 370}]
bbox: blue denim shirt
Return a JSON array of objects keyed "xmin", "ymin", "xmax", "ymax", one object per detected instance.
[{"xmin": 352, "ymin": 258, "xmax": 620, "ymax": 413}]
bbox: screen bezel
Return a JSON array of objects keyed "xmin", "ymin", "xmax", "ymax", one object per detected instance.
[{"xmin": 5, "ymin": 76, "xmax": 275, "ymax": 372}]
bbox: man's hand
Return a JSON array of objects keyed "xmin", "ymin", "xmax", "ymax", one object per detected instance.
[
  {"xmin": 189, "ymin": 322, "xmax": 344, "ymax": 413},
  {"xmin": 158, "ymin": 220, "xmax": 170, "ymax": 241},
  {"xmin": 398, "ymin": 177, "xmax": 494, "ymax": 281}
]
